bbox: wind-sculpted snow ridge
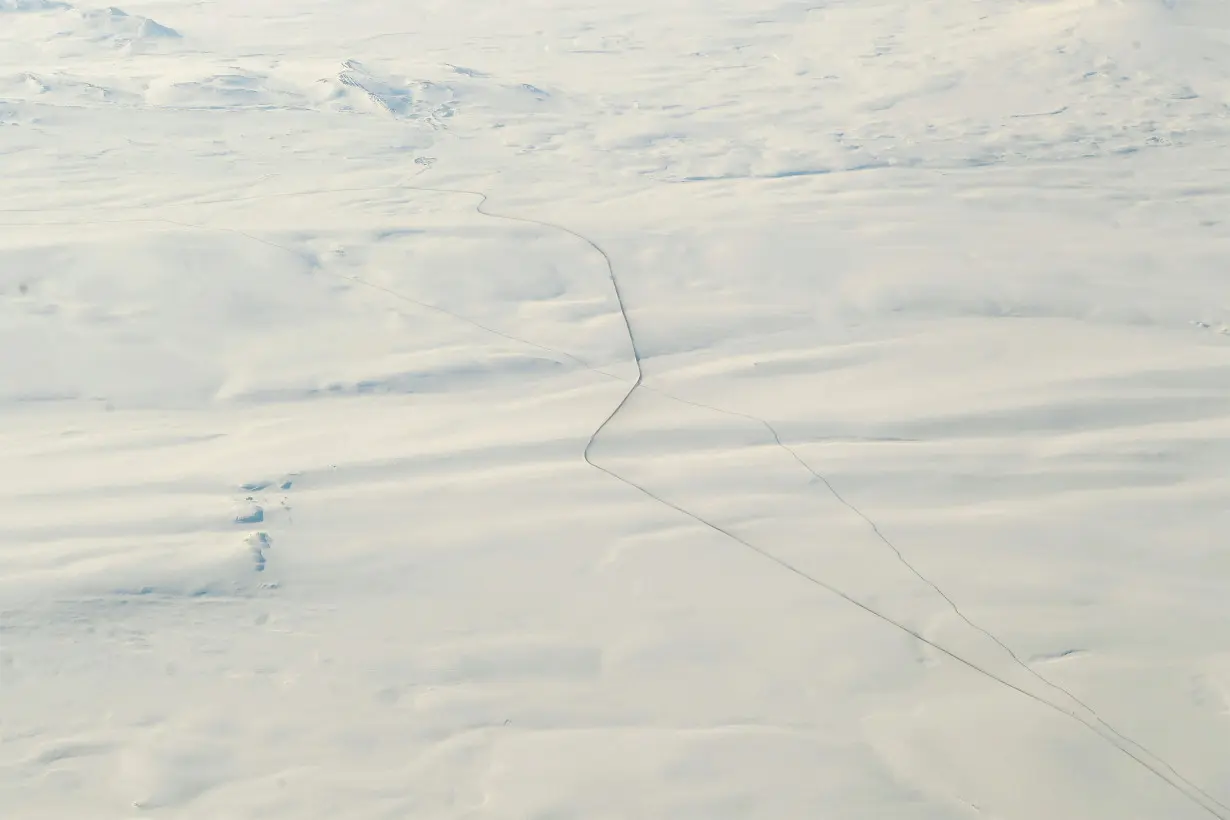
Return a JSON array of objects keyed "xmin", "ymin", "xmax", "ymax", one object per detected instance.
[
  {"xmin": 0, "ymin": 1, "xmax": 179, "ymax": 57},
  {"xmin": 619, "ymin": 0, "xmax": 1230, "ymax": 181},
  {"xmin": 335, "ymin": 60, "xmax": 459, "ymax": 126},
  {"xmin": 326, "ymin": 60, "xmax": 558, "ymax": 125}
]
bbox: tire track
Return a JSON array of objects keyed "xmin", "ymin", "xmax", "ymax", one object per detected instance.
[
  {"xmin": 6, "ymin": 175, "xmax": 1224, "ymax": 819},
  {"xmin": 386, "ymin": 174, "xmax": 1225, "ymax": 820}
]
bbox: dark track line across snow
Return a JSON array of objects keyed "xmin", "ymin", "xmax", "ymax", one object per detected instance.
[{"xmin": 7, "ymin": 173, "xmax": 1222, "ymax": 819}]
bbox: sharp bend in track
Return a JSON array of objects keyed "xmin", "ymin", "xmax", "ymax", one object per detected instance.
[
  {"xmin": 392, "ymin": 183, "xmax": 644, "ymax": 467},
  {"xmin": 17, "ymin": 178, "xmax": 1220, "ymax": 818}
]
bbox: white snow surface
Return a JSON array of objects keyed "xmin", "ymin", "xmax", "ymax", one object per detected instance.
[{"xmin": 3, "ymin": 0, "xmax": 1230, "ymax": 817}]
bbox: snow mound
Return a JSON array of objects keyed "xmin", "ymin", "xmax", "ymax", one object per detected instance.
[
  {"xmin": 136, "ymin": 60, "xmax": 556, "ymax": 120},
  {"xmin": 144, "ymin": 70, "xmax": 306, "ymax": 109},
  {"xmin": 635, "ymin": 0, "xmax": 1230, "ymax": 181},
  {"xmin": 325, "ymin": 60, "xmax": 459, "ymax": 125},
  {"xmin": 77, "ymin": 6, "xmax": 181, "ymax": 46},
  {"xmin": 0, "ymin": 2, "xmax": 180, "ymax": 56},
  {"xmin": 0, "ymin": 71, "xmax": 141, "ymax": 105},
  {"xmin": 0, "ymin": 0, "xmax": 71, "ymax": 10},
  {"xmin": 308, "ymin": 59, "xmax": 557, "ymax": 126}
]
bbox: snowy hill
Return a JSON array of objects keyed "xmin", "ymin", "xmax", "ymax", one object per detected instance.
[{"xmin": 2, "ymin": 1, "xmax": 1229, "ymax": 818}]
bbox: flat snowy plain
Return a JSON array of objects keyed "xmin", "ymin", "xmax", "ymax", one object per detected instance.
[{"xmin": 3, "ymin": 0, "xmax": 1230, "ymax": 817}]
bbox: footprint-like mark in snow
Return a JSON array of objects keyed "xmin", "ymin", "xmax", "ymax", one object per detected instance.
[
  {"xmin": 233, "ymin": 501, "xmax": 263, "ymax": 525},
  {"xmin": 245, "ymin": 531, "xmax": 271, "ymax": 572},
  {"xmin": 232, "ymin": 474, "xmax": 297, "ymax": 574}
]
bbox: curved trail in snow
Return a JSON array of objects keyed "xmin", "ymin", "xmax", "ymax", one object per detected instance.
[
  {"xmin": 7, "ymin": 177, "xmax": 1223, "ymax": 818},
  {"xmin": 392, "ymin": 180, "xmax": 1228, "ymax": 820}
]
